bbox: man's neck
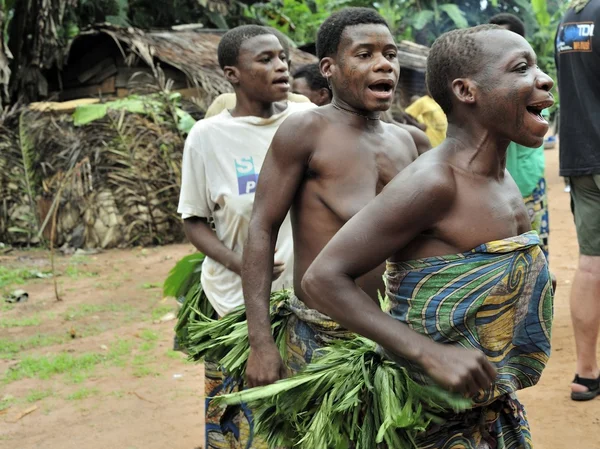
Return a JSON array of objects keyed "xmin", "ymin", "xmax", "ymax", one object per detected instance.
[
  {"xmin": 329, "ymin": 98, "xmax": 383, "ymax": 131},
  {"xmin": 230, "ymin": 93, "xmax": 285, "ymax": 119},
  {"xmin": 444, "ymin": 122, "xmax": 510, "ymax": 180}
]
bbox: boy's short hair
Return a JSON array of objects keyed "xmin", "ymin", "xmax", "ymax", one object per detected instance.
[
  {"xmin": 268, "ymin": 27, "xmax": 291, "ymax": 60},
  {"xmin": 292, "ymin": 63, "xmax": 330, "ymax": 93},
  {"xmin": 489, "ymin": 13, "xmax": 526, "ymax": 37},
  {"xmin": 426, "ymin": 24, "xmax": 502, "ymax": 115},
  {"xmin": 217, "ymin": 25, "xmax": 275, "ymax": 69},
  {"xmin": 316, "ymin": 7, "xmax": 389, "ymax": 60}
]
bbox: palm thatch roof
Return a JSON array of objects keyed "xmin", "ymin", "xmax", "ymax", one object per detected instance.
[{"xmin": 52, "ymin": 24, "xmax": 317, "ymax": 101}]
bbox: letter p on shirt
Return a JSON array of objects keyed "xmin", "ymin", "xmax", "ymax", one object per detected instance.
[{"xmin": 235, "ymin": 157, "xmax": 259, "ymax": 195}]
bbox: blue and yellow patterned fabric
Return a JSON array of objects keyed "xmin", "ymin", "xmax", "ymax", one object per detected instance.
[{"xmin": 385, "ymin": 231, "xmax": 554, "ymax": 448}]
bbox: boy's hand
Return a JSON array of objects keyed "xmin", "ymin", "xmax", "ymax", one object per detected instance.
[{"xmin": 419, "ymin": 342, "xmax": 497, "ymax": 396}]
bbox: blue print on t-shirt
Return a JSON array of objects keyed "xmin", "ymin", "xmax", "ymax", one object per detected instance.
[{"xmin": 235, "ymin": 157, "xmax": 259, "ymax": 195}]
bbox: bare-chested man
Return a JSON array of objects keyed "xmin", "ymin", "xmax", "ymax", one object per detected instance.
[
  {"xmin": 242, "ymin": 7, "xmax": 430, "ymax": 387},
  {"xmin": 301, "ymin": 25, "xmax": 555, "ymax": 447}
]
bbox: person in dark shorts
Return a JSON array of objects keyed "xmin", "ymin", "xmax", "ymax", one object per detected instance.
[{"xmin": 555, "ymin": 0, "xmax": 600, "ymax": 401}]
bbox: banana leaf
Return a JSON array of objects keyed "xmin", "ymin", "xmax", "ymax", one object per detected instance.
[{"xmin": 163, "ymin": 252, "xmax": 213, "ymax": 349}]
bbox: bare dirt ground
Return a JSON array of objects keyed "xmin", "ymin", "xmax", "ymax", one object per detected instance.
[{"xmin": 1, "ymin": 147, "xmax": 599, "ymax": 449}]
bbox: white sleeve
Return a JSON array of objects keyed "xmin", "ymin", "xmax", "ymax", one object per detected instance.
[{"xmin": 177, "ymin": 128, "xmax": 214, "ymax": 220}]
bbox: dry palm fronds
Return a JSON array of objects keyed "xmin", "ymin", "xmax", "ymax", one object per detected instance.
[
  {"xmin": 0, "ymin": 104, "xmax": 40, "ymax": 245},
  {"xmin": 0, "ymin": 93, "xmax": 187, "ymax": 248}
]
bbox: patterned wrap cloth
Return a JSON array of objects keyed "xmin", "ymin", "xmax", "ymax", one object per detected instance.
[
  {"xmin": 523, "ymin": 178, "xmax": 549, "ymax": 260},
  {"xmin": 384, "ymin": 231, "xmax": 554, "ymax": 448},
  {"xmin": 204, "ymin": 295, "xmax": 347, "ymax": 449}
]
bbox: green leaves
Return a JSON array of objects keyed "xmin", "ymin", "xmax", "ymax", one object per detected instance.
[
  {"xmin": 412, "ymin": 10, "xmax": 435, "ymax": 30},
  {"xmin": 217, "ymin": 336, "xmax": 471, "ymax": 449},
  {"xmin": 531, "ymin": 0, "xmax": 551, "ymax": 27},
  {"xmin": 438, "ymin": 3, "xmax": 468, "ymax": 29}
]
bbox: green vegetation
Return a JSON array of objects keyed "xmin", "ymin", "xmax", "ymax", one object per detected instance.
[
  {"xmin": 151, "ymin": 304, "xmax": 173, "ymax": 321},
  {"xmin": 139, "ymin": 341, "xmax": 157, "ymax": 352},
  {"xmin": 64, "ymin": 265, "xmax": 98, "ymax": 279},
  {"xmin": 0, "ymin": 395, "xmax": 15, "ymax": 411},
  {"xmin": 0, "ymin": 315, "xmax": 42, "ymax": 328},
  {"xmin": 26, "ymin": 388, "xmax": 55, "ymax": 403},
  {"xmin": 0, "ymin": 266, "xmax": 50, "ymax": 289},
  {"xmin": 3, "ymin": 337, "xmax": 139, "ymax": 384},
  {"xmin": 140, "ymin": 282, "xmax": 161, "ymax": 289},
  {"xmin": 0, "ymin": 333, "xmax": 70, "ymax": 357},
  {"xmin": 139, "ymin": 329, "xmax": 159, "ymax": 342},
  {"xmin": 165, "ymin": 350, "xmax": 183, "ymax": 360},
  {"xmin": 66, "ymin": 387, "xmax": 100, "ymax": 400},
  {"xmin": 64, "ymin": 303, "xmax": 133, "ymax": 321},
  {"xmin": 4, "ymin": 352, "xmax": 101, "ymax": 383}
]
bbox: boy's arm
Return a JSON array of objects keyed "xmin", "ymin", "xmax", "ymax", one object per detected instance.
[
  {"xmin": 243, "ymin": 111, "xmax": 316, "ymax": 387},
  {"xmin": 302, "ymin": 163, "xmax": 497, "ymax": 395}
]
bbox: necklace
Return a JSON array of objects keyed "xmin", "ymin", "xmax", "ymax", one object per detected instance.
[{"xmin": 331, "ymin": 102, "xmax": 380, "ymax": 121}]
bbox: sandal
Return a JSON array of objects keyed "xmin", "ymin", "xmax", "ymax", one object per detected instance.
[{"xmin": 571, "ymin": 374, "xmax": 600, "ymax": 401}]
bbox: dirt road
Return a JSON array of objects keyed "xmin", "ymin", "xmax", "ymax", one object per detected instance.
[{"xmin": 1, "ymin": 147, "xmax": 599, "ymax": 449}]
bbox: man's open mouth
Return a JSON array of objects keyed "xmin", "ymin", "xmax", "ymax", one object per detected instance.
[
  {"xmin": 273, "ymin": 76, "xmax": 290, "ymax": 86},
  {"xmin": 368, "ymin": 79, "xmax": 395, "ymax": 94},
  {"xmin": 526, "ymin": 99, "xmax": 554, "ymax": 122}
]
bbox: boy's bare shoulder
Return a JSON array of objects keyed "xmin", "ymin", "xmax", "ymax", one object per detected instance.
[
  {"xmin": 390, "ymin": 149, "xmax": 457, "ymax": 199},
  {"xmin": 270, "ymin": 107, "xmax": 333, "ymax": 162}
]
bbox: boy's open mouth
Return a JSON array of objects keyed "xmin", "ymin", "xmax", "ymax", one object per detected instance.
[
  {"xmin": 368, "ymin": 79, "xmax": 394, "ymax": 93},
  {"xmin": 526, "ymin": 100, "xmax": 553, "ymax": 123}
]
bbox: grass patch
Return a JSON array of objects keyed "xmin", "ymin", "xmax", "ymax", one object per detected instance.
[
  {"xmin": 64, "ymin": 265, "xmax": 99, "ymax": 279},
  {"xmin": 4, "ymin": 352, "xmax": 101, "ymax": 383},
  {"xmin": 1, "ymin": 303, "xmax": 14, "ymax": 312},
  {"xmin": 67, "ymin": 387, "xmax": 100, "ymax": 400},
  {"xmin": 139, "ymin": 341, "xmax": 156, "ymax": 352},
  {"xmin": 94, "ymin": 280, "xmax": 123, "ymax": 290},
  {"xmin": 67, "ymin": 371, "xmax": 91, "ymax": 384},
  {"xmin": 133, "ymin": 365, "xmax": 159, "ymax": 377},
  {"xmin": 165, "ymin": 350, "xmax": 183, "ymax": 360},
  {"xmin": 26, "ymin": 389, "xmax": 54, "ymax": 403},
  {"xmin": 105, "ymin": 339, "xmax": 134, "ymax": 368},
  {"xmin": 0, "ymin": 333, "xmax": 70, "ymax": 357},
  {"xmin": 0, "ymin": 266, "xmax": 50, "ymax": 289},
  {"xmin": 151, "ymin": 304, "xmax": 173, "ymax": 321},
  {"xmin": 0, "ymin": 315, "xmax": 42, "ymax": 328},
  {"xmin": 0, "ymin": 395, "xmax": 16, "ymax": 411},
  {"xmin": 139, "ymin": 329, "xmax": 159, "ymax": 342},
  {"xmin": 64, "ymin": 303, "xmax": 133, "ymax": 321},
  {"xmin": 140, "ymin": 282, "xmax": 161, "ymax": 290},
  {"xmin": 132, "ymin": 353, "xmax": 159, "ymax": 378}
]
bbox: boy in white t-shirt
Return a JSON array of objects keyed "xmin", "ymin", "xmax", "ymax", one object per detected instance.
[{"xmin": 177, "ymin": 25, "xmax": 313, "ymax": 448}]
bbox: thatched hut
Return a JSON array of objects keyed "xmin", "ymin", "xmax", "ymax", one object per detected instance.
[
  {"xmin": 43, "ymin": 24, "xmax": 317, "ymax": 106},
  {"xmin": 0, "ymin": 25, "xmax": 318, "ymax": 250}
]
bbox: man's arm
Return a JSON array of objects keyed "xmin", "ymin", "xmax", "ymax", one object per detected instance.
[
  {"xmin": 302, "ymin": 162, "xmax": 497, "ymax": 395},
  {"xmin": 394, "ymin": 122, "xmax": 431, "ymax": 155},
  {"xmin": 243, "ymin": 111, "xmax": 316, "ymax": 387},
  {"xmin": 183, "ymin": 217, "xmax": 242, "ymax": 275}
]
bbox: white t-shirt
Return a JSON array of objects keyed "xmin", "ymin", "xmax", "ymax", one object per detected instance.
[{"xmin": 178, "ymin": 102, "xmax": 314, "ymax": 317}]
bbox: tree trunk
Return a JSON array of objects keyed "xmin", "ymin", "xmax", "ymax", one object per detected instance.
[{"xmin": 8, "ymin": 0, "xmax": 76, "ymax": 103}]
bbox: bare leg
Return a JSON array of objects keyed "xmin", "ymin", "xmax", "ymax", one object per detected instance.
[{"xmin": 571, "ymin": 255, "xmax": 600, "ymax": 393}]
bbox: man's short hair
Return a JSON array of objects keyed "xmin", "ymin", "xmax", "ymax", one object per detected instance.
[
  {"xmin": 489, "ymin": 13, "xmax": 526, "ymax": 37},
  {"xmin": 292, "ymin": 63, "xmax": 330, "ymax": 93},
  {"xmin": 316, "ymin": 7, "xmax": 389, "ymax": 60},
  {"xmin": 426, "ymin": 24, "xmax": 502, "ymax": 115},
  {"xmin": 217, "ymin": 25, "xmax": 275, "ymax": 69}
]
